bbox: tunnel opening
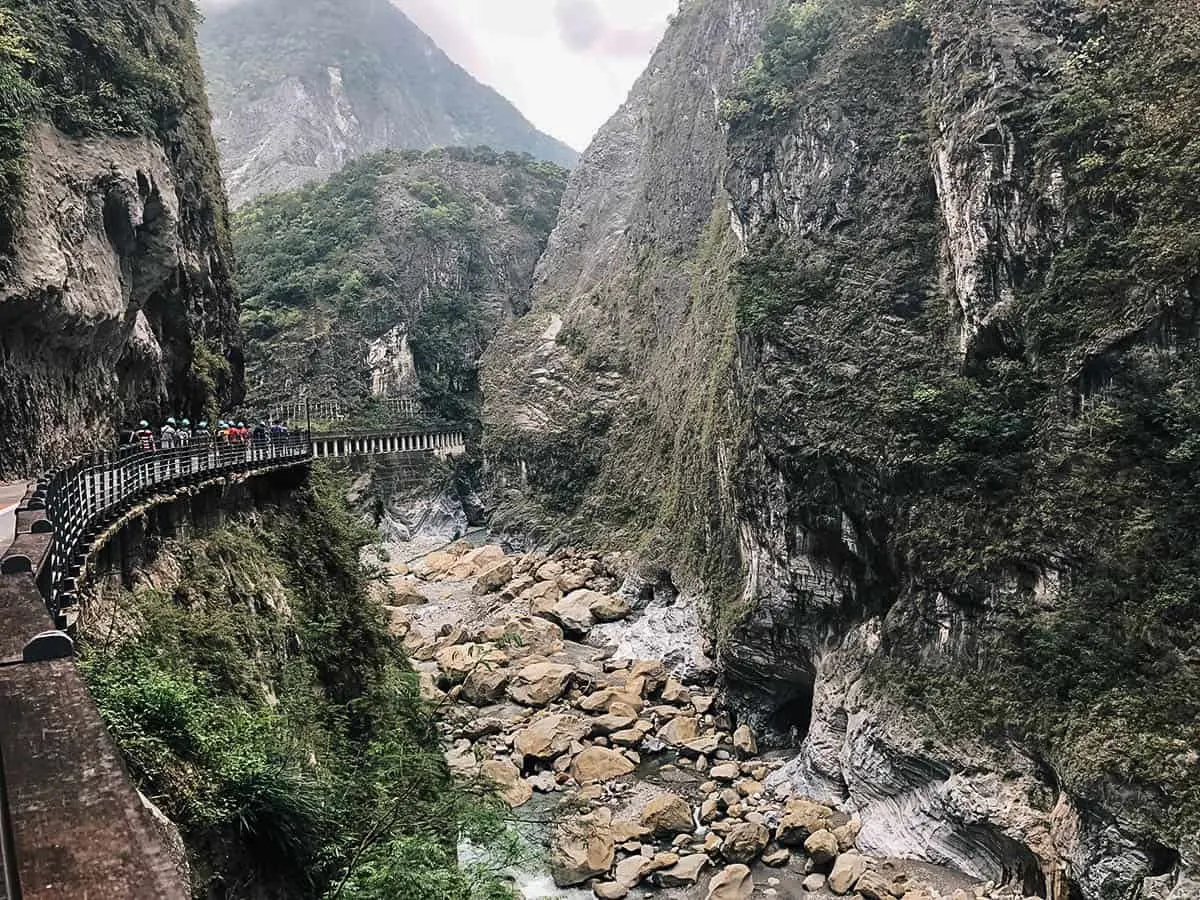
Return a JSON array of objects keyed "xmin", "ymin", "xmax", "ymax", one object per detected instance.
[
  {"xmin": 1146, "ymin": 841, "xmax": 1180, "ymax": 877},
  {"xmin": 768, "ymin": 691, "xmax": 816, "ymax": 748}
]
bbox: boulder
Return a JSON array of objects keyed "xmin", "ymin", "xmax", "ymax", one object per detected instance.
[
  {"xmin": 435, "ymin": 643, "xmax": 489, "ymax": 682},
  {"xmin": 417, "ymin": 550, "xmax": 458, "ymax": 576},
  {"xmin": 827, "ymin": 851, "xmax": 866, "ymax": 895},
  {"xmin": 480, "ymin": 616, "xmax": 565, "ymax": 657},
  {"xmin": 705, "ymin": 864, "xmax": 753, "ymax": 900},
  {"xmin": 776, "ymin": 798, "xmax": 833, "ymax": 846},
  {"xmin": 507, "ymin": 661, "xmax": 575, "ymax": 707},
  {"xmin": 539, "ymin": 596, "xmax": 595, "ymax": 638},
  {"xmin": 551, "ymin": 807, "xmax": 614, "ymax": 886},
  {"xmin": 593, "ymin": 883, "xmax": 628, "ymax": 899},
  {"xmin": 683, "ymin": 734, "xmax": 721, "ymax": 756},
  {"xmin": 732, "ymin": 724, "xmax": 757, "ymax": 756},
  {"xmin": 579, "ymin": 689, "xmax": 643, "ymax": 713},
  {"xmin": 592, "ymin": 712, "xmax": 639, "ymax": 734},
  {"xmin": 803, "ymin": 873, "xmax": 827, "ymax": 892},
  {"xmin": 833, "ymin": 818, "xmax": 862, "ymax": 851},
  {"xmin": 390, "ymin": 576, "xmax": 428, "ymax": 606},
  {"xmin": 721, "ymin": 821, "xmax": 769, "ymax": 864},
  {"xmin": 578, "ymin": 590, "xmax": 630, "ymax": 623},
  {"xmin": 659, "ymin": 853, "xmax": 710, "ymax": 887},
  {"xmin": 853, "ymin": 871, "xmax": 895, "ymax": 900},
  {"xmin": 570, "ymin": 747, "xmax": 636, "ymax": 783},
  {"xmin": 481, "ymin": 759, "xmax": 532, "ymax": 808},
  {"xmin": 417, "ymin": 671, "xmax": 445, "ymax": 704},
  {"xmin": 614, "ymin": 854, "xmax": 649, "ymax": 888},
  {"xmin": 657, "ymin": 716, "xmax": 700, "ymax": 745},
  {"xmin": 535, "ymin": 560, "xmax": 565, "ymax": 581},
  {"xmin": 473, "ymin": 560, "xmax": 514, "ymax": 595},
  {"xmin": 461, "ymin": 666, "xmax": 510, "ymax": 705},
  {"xmin": 557, "ymin": 570, "xmax": 591, "ymax": 592},
  {"xmin": 709, "ymin": 762, "xmax": 740, "ymax": 781},
  {"xmin": 640, "ymin": 793, "xmax": 694, "ymax": 836},
  {"xmin": 661, "ymin": 677, "xmax": 691, "ymax": 704},
  {"xmin": 513, "ymin": 714, "xmax": 589, "ymax": 759},
  {"xmin": 609, "ymin": 728, "xmax": 644, "ymax": 747},
  {"xmin": 762, "ymin": 848, "xmax": 791, "ymax": 867},
  {"xmin": 804, "ymin": 829, "xmax": 839, "ymax": 866}
]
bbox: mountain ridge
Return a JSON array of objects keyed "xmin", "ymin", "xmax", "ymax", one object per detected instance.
[{"xmin": 199, "ymin": 0, "xmax": 577, "ymax": 206}]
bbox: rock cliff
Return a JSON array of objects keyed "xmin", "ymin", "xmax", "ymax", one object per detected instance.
[
  {"xmin": 236, "ymin": 147, "xmax": 567, "ymax": 421},
  {"xmin": 0, "ymin": 0, "xmax": 242, "ymax": 479},
  {"xmin": 199, "ymin": 0, "xmax": 578, "ymax": 207},
  {"xmin": 482, "ymin": 0, "xmax": 1200, "ymax": 896}
]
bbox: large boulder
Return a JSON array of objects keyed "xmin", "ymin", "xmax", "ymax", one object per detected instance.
[
  {"xmin": 705, "ymin": 864, "xmax": 753, "ymax": 900},
  {"xmin": 732, "ymin": 724, "xmax": 757, "ymax": 756},
  {"xmin": 579, "ymin": 688, "xmax": 644, "ymax": 713},
  {"xmin": 435, "ymin": 642, "xmax": 492, "ymax": 683},
  {"xmin": 659, "ymin": 853, "xmax": 710, "ymax": 887},
  {"xmin": 462, "ymin": 666, "xmax": 510, "ymax": 705},
  {"xmin": 479, "ymin": 616, "xmax": 564, "ymax": 656},
  {"xmin": 776, "ymin": 798, "xmax": 833, "ymax": 846},
  {"xmin": 565, "ymin": 589, "xmax": 630, "ymax": 623},
  {"xmin": 482, "ymin": 759, "xmax": 532, "ymax": 808},
  {"xmin": 390, "ymin": 575, "xmax": 428, "ymax": 606},
  {"xmin": 473, "ymin": 560, "xmax": 514, "ymax": 595},
  {"xmin": 513, "ymin": 714, "xmax": 590, "ymax": 759},
  {"xmin": 640, "ymin": 793, "xmax": 694, "ymax": 836},
  {"xmin": 657, "ymin": 716, "xmax": 700, "ymax": 745},
  {"xmin": 851, "ymin": 871, "xmax": 895, "ymax": 900},
  {"xmin": 827, "ymin": 851, "xmax": 866, "ymax": 895},
  {"xmin": 570, "ymin": 747, "xmax": 636, "ymax": 783},
  {"xmin": 721, "ymin": 821, "xmax": 769, "ymax": 864},
  {"xmin": 448, "ymin": 544, "xmax": 506, "ymax": 580},
  {"xmin": 551, "ymin": 807, "xmax": 614, "ymax": 886},
  {"xmin": 533, "ymin": 594, "xmax": 595, "ymax": 638},
  {"xmin": 507, "ymin": 661, "xmax": 575, "ymax": 706},
  {"xmin": 803, "ymin": 829, "xmax": 839, "ymax": 866}
]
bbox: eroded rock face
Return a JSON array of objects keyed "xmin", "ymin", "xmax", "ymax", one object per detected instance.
[{"xmin": 0, "ymin": 126, "xmax": 241, "ymax": 478}]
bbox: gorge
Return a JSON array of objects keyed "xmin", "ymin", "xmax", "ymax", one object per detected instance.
[{"xmin": 0, "ymin": 0, "xmax": 1197, "ymax": 899}]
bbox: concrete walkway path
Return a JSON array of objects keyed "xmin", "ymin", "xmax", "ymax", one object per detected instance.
[{"xmin": 1, "ymin": 480, "xmax": 28, "ymax": 554}]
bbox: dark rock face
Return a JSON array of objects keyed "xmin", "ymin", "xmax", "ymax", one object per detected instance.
[
  {"xmin": 0, "ymin": 1, "xmax": 242, "ymax": 479},
  {"xmin": 199, "ymin": 0, "xmax": 578, "ymax": 207},
  {"xmin": 483, "ymin": 0, "xmax": 1200, "ymax": 896}
]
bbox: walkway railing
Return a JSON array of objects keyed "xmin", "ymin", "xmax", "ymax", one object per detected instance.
[{"xmin": 41, "ymin": 436, "xmax": 312, "ymax": 620}]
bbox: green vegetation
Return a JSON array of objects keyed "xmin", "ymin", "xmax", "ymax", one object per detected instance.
[
  {"xmin": 80, "ymin": 470, "xmax": 518, "ymax": 898},
  {"xmin": 234, "ymin": 147, "xmax": 566, "ymax": 421},
  {"xmin": 0, "ymin": 0, "xmax": 229, "ymax": 246},
  {"xmin": 725, "ymin": 0, "xmax": 1200, "ymax": 841}
]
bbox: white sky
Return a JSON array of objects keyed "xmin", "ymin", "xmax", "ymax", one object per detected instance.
[{"xmin": 393, "ymin": 0, "xmax": 677, "ymax": 150}]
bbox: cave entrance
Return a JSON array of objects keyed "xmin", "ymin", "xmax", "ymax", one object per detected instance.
[{"xmin": 766, "ymin": 681, "xmax": 815, "ymax": 748}]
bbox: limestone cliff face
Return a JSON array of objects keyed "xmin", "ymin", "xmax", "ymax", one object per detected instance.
[
  {"xmin": 482, "ymin": 0, "xmax": 768, "ymax": 565},
  {"xmin": 199, "ymin": 0, "xmax": 578, "ymax": 207},
  {"xmin": 484, "ymin": 0, "xmax": 1200, "ymax": 896},
  {"xmin": 0, "ymin": 1, "xmax": 242, "ymax": 479}
]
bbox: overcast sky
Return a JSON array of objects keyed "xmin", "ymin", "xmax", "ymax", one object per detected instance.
[
  {"xmin": 396, "ymin": 0, "xmax": 676, "ymax": 149},
  {"xmin": 200, "ymin": 0, "xmax": 677, "ymax": 150}
]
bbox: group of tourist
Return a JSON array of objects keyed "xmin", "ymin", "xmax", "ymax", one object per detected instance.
[{"xmin": 125, "ymin": 418, "xmax": 294, "ymax": 452}]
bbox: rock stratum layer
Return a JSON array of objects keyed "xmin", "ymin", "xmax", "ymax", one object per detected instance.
[
  {"xmin": 0, "ymin": 0, "xmax": 242, "ymax": 479},
  {"xmin": 482, "ymin": 0, "xmax": 1200, "ymax": 897},
  {"xmin": 199, "ymin": 0, "xmax": 578, "ymax": 207}
]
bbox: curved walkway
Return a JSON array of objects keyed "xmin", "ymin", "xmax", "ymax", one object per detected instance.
[{"xmin": 0, "ymin": 423, "xmax": 467, "ymax": 900}]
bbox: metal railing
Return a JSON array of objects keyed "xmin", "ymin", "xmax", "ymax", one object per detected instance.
[{"xmin": 42, "ymin": 435, "xmax": 312, "ymax": 619}]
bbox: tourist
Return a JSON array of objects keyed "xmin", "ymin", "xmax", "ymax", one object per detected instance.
[
  {"xmin": 135, "ymin": 421, "xmax": 155, "ymax": 451},
  {"xmin": 160, "ymin": 418, "xmax": 178, "ymax": 450}
]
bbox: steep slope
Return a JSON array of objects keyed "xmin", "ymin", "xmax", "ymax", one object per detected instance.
[
  {"xmin": 236, "ymin": 147, "xmax": 567, "ymax": 421},
  {"xmin": 199, "ymin": 0, "xmax": 578, "ymax": 207},
  {"xmin": 482, "ymin": 0, "xmax": 1200, "ymax": 896},
  {"xmin": 0, "ymin": 0, "xmax": 243, "ymax": 479}
]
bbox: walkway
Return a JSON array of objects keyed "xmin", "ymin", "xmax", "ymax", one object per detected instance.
[
  {"xmin": 0, "ymin": 481, "xmax": 25, "ymax": 554},
  {"xmin": 0, "ymin": 422, "xmax": 466, "ymax": 900}
]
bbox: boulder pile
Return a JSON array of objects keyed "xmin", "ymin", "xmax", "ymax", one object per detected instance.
[{"xmin": 392, "ymin": 543, "xmax": 1036, "ymax": 900}]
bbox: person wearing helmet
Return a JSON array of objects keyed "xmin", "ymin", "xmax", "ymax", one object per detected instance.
[
  {"xmin": 177, "ymin": 418, "xmax": 192, "ymax": 447},
  {"xmin": 136, "ymin": 421, "xmax": 155, "ymax": 451},
  {"xmin": 161, "ymin": 417, "xmax": 178, "ymax": 450}
]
